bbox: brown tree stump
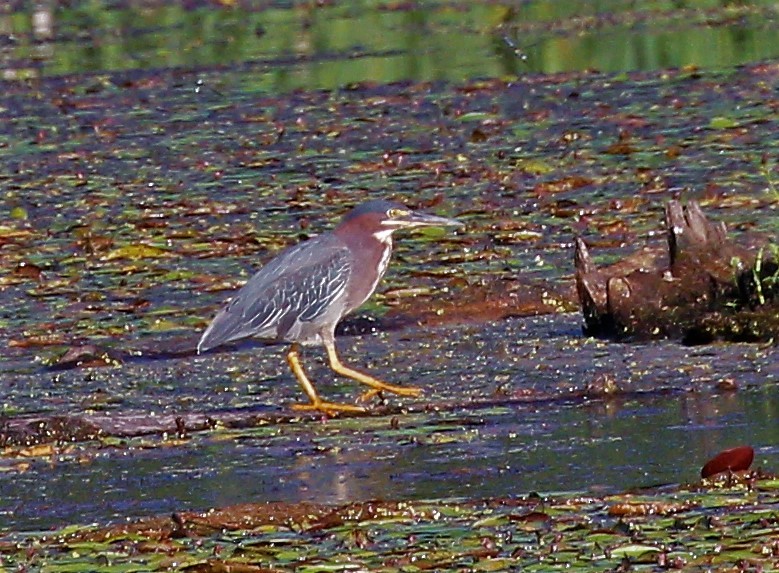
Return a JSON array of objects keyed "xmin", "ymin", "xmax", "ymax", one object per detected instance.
[{"xmin": 575, "ymin": 201, "xmax": 778, "ymax": 343}]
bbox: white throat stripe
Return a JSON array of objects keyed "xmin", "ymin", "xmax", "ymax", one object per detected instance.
[{"xmin": 373, "ymin": 228, "xmax": 394, "ymax": 244}]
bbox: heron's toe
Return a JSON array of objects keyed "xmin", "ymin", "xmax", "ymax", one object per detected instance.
[
  {"xmin": 359, "ymin": 385, "xmax": 423, "ymax": 402},
  {"xmin": 291, "ymin": 400, "xmax": 367, "ymax": 415}
]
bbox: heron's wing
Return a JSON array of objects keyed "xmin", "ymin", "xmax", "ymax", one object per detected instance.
[{"xmin": 197, "ymin": 234, "xmax": 351, "ymax": 352}]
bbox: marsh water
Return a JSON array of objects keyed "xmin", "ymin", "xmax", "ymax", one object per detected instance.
[
  {"xmin": 2, "ymin": 313, "xmax": 777, "ymax": 532},
  {"xmin": 6, "ymin": 1, "xmax": 779, "ymax": 84},
  {"xmin": 1, "ymin": 0, "xmax": 778, "ymax": 535},
  {"xmin": 5, "ymin": 387, "xmax": 779, "ymax": 531}
]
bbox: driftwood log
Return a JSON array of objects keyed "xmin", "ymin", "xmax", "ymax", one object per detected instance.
[{"xmin": 575, "ymin": 201, "xmax": 778, "ymax": 343}]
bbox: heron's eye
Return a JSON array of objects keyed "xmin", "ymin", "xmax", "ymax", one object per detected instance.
[{"xmin": 387, "ymin": 208, "xmax": 408, "ymax": 219}]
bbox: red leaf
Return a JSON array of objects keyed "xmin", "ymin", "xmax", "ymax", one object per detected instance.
[{"xmin": 701, "ymin": 446, "xmax": 755, "ymax": 478}]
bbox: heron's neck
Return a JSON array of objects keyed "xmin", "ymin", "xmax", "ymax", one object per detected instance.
[
  {"xmin": 334, "ymin": 224, "xmax": 394, "ymax": 266},
  {"xmin": 336, "ymin": 226, "xmax": 394, "ymax": 312}
]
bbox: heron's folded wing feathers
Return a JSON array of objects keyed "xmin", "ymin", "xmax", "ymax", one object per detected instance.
[{"xmin": 197, "ymin": 237, "xmax": 351, "ymax": 352}]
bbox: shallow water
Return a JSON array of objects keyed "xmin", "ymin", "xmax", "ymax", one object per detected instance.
[
  {"xmin": 1, "ymin": 315, "xmax": 777, "ymax": 532},
  {"xmin": 4, "ymin": 384, "xmax": 778, "ymax": 532}
]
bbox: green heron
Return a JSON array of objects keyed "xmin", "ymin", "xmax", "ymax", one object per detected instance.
[{"xmin": 197, "ymin": 200, "xmax": 462, "ymax": 414}]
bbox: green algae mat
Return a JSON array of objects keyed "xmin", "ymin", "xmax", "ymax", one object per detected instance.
[{"xmin": 2, "ymin": 474, "xmax": 779, "ymax": 571}]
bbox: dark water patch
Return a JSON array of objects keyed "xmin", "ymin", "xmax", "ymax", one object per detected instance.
[
  {"xmin": 0, "ymin": 314, "xmax": 776, "ymax": 532},
  {"xmin": 1, "ymin": 380, "xmax": 777, "ymax": 532}
]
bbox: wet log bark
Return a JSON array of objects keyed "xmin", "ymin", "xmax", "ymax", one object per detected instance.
[{"xmin": 575, "ymin": 201, "xmax": 778, "ymax": 343}]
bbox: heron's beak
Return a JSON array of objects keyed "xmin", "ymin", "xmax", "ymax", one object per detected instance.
[{"xmin": 394, "ymin": 210, "xmax": 464, "ymax": 229}]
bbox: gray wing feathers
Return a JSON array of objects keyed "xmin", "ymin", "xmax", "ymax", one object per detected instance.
[
  {"xmin": 197, "ymin": 236, "xmax": 351, "ymax": 352},
  {"xmin": 297, "ymin": 259, "xmax": 350, "ymax": 320}
]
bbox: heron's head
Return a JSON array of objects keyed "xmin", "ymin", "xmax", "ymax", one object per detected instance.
[{"xmin": 338, "ymin": 200, "xmax": 463, "ymax": 243}]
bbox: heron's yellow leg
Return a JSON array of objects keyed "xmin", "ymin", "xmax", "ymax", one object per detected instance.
[
  {"xmin": 286, "ymin": 344, "xmax": 366, "ymax": 414},
  {"xmin": 322, "ymin": 339, "xmax": 422, "ymax": 402}
]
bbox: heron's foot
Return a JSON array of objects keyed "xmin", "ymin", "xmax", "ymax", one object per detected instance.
[
  {"xmin": 359, "ymin": 384, "xmax": 423, "ymax": 403},
  {"xmin": 291, "ymin": 400, "xmax": 367, "ymax": 415}
]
